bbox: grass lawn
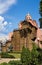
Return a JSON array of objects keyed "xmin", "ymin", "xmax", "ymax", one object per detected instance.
[{"xmin": 8, "ymin": 53, "xmax": 21, "ymax": 59}]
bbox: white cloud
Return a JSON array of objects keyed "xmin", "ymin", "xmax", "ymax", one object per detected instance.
[
  {"xmin": 0, "ymin": 16, "xmax": 12, "ymax": 32},
  {"xmin": 9, "ymin": 22, "xmax": 12, "ymax": 25},
  {"xmin": 0, "ymin": 16, "xmax": 6, "ymax": 31},
  {"xmin": 3, "ymin": 21, "xmax": 8, "ymax": 26},
  {"xmin": 0, "ymin": 0, "xmax": 17, "ymax": 14},
  {"xmin": 0, "ymin": 16, "xmax": 4, "ymax": 22},
  {"xmin": 0, "ymin": 16, "xmax": 12, "ymax": 44},
  {"xmin": 0, "ymin": 34, "xmax": 9, "ymax": 44}
]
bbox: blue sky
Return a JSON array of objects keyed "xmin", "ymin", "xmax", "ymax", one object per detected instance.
[{"xmin": 0, "ymin": 0, "xmax": 40, "ymax": 35}]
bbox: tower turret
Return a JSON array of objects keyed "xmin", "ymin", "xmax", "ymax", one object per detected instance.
[{"xmin": 25, "ymin": 13, "xmax": 32, "ymax": 20}]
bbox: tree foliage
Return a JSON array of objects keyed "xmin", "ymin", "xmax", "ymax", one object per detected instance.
[
  {"xmin": 21, "ymin": 46, "xmax": 31, "ymax": 65},
  {"xmin": 0, "ymin": 44, "xmax": 42, "ymax": 65},
  {"xmin": 39, "ymin": 0, "xmax": 42, "ymax": 16},
  {"xmin": 31, "ymin": 44, "xmax": 39, "ymax": 65},
  {"xmin": 39, "ymin": 0, "xmax": 42, "ymax": 28}
]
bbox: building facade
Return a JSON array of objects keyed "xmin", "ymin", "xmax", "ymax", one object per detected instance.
[
  {"xmin": 1, "ymin": 14, "xmax": 38, "ymax": 52},
  {"xmin": 35, "ymin": 28, "xmax": 42, "ymax": 49}
]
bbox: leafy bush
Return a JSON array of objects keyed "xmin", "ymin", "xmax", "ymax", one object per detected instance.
[
  {"xmin": 0, "ymin": 61, "xmax": 22, "ymax": 65},
  {"xmin": 0, "ymin": 44, "xmax": 42, "ymax": 65},
  {"xmin": 8, "ymin": 60, "xmax": 22, "ymax": 65},
  {"xmin": 0, "ymin": 62, "xmax": 8, "ymax": 65},
  {"xmin": 37, "ymin": 48, "xmax": 42, "ymax": 65},
  {"xmin": 21, "ymin": 46, "xmax": 31, "ymax": 65},
  {"xmin": 31, "ymin": 44, "xmax": 39, "ymax": 65},
  {"xmin": 1, "ymin": 52, "xmax": 15, "ymax": 58},
  {"xmin": 21, "ymin": 44, "xmax": 40, "ymax": 65}
]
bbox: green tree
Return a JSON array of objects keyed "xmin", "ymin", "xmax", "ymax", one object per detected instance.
[
  {"xmin": 21, "ymin": 46, "xmax": 31, "ymax": 65},
  {"xmin": 31, "ymin": 44, "xmax": 39, "ymax": 65},
  {"xmin": 39, "ymin": 0, "xmax": 42, "ymax": 16},
  {"xmin": 37, "ymin": 48, "xmax": 42, "ymax": 65},
  {"xmin": 39, "ymin": 0, "xmax": 42, "ymax": 28}
]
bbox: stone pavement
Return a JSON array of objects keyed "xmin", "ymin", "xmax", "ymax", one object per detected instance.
[{"xmin": 0, "ymin": 58, "xmax": 20, "ymax": 64}]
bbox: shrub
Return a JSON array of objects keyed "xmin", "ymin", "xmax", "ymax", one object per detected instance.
[
  {"xmin": 31, "ymin": 44, "xmax": 39, "ymax": 65},
  {"xmin": 1, "ymin": 52, "xmax": 15, "ymax": 58},
  {"xmin": 21, "ymin": 46, "xmax": 31, "ymax": 65},
  {"xmin": 0, "ymin": 62, "xmax": 8, "ymax": 65},
  {"xmin": 37, "ymin": 48, "xmax": 42, "ymax": 65},
  {"xmin": 21, "ymin": 44, "xmax": 40, "ymax": 65},
  {"xmin": 8, "ymin": 60, "xmax": 22, "ymax": 65}
]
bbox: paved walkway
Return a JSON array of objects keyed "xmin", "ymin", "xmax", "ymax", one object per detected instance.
[{"xmin": 0, "ymin": 58, "xmax": 20, "ymax": 64}]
